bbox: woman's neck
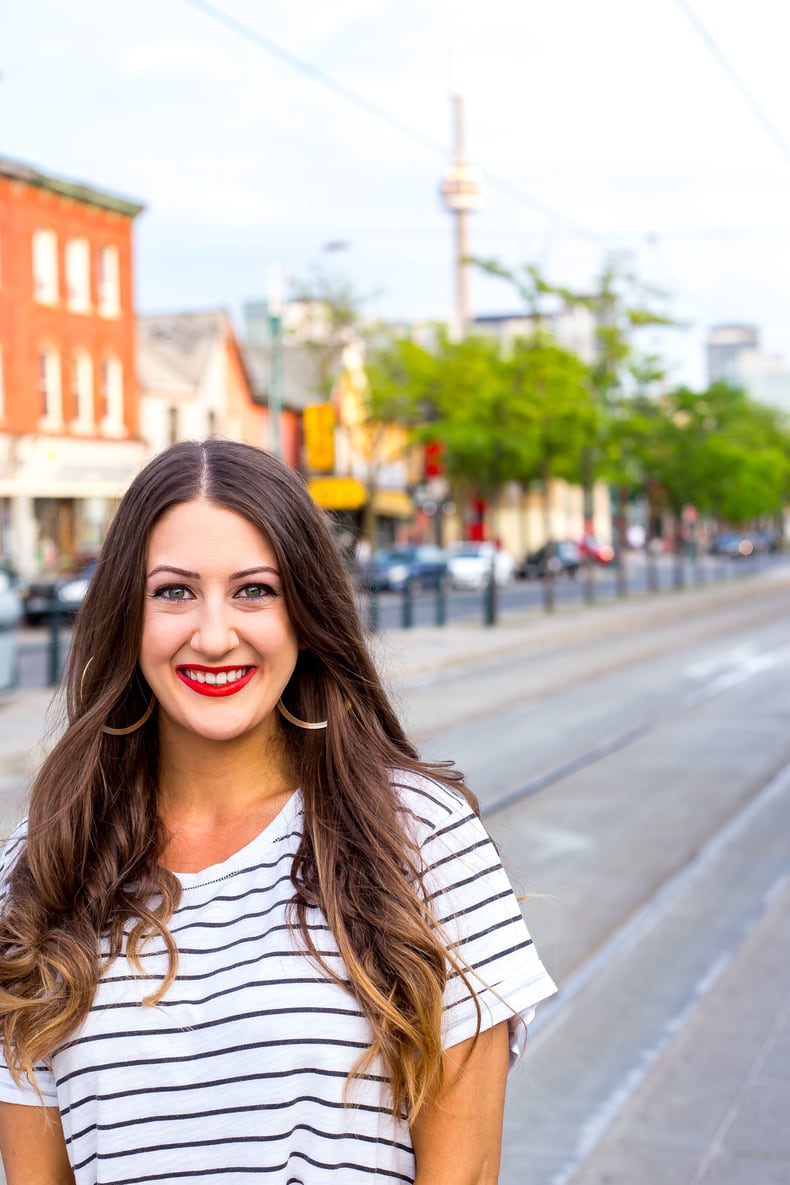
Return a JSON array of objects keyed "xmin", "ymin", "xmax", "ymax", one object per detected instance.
[{"xmin": 156, "ymin": 721, "xmax": 296, "ymax": 869}]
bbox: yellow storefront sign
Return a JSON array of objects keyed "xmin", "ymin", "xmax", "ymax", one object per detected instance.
[
  {"xmin": 371, "ymin": 489, "xmax": 415, "ymax": 518},
  {"xmin": 307, "ymin": 476, "xmax": 367, "ymax": 511}
]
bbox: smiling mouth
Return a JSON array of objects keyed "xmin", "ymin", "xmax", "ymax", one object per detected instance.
[{"xmin": 176, "ymin": 666, "xmax": 257, "ymax": 697}]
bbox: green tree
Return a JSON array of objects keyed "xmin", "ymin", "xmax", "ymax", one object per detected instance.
[
  {"xmin": 472, "ymin": 253, "xmax": 678, "ymax": 594},
  {"xmin": 618, "ymin": 381, "xmax": 790, "ymax": 584}
]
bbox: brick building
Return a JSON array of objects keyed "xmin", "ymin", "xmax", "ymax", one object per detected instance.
[{"xmin": 0, "ymin": 157, "xmax": 146, "ymax": 576}]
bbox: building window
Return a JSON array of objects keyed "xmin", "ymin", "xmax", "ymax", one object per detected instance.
[
  {"xmin": 33, "ymin": 229, "xmax": 59, "ymax": 305},
  {"xmin": 207, "ymin": 409, "xmax": 217, "ymax": 437},
  {"xmin": 72, "ymin": 350, "xmax": 94, "ymax": 427},
  {"xmin": 38, "ymin": 348, "xmax": 63, "ymax": 425},
  {"xmin": 65, "ymin": 238, "xmax": 91, "ymax": 312},
  {"xmin": 168, "ymin": 405, "xmax": 179, "ymax": 445},
  {"xmin": 97, "ymin": 245, "xmax": 120, "ymax": 317},
  {"xmin": 101, "ymin": 356, "xmax": 123, "ymax": 431}
]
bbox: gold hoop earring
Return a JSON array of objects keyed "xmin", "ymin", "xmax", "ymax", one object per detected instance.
[
  {"xmin": 81, "ymin": 657, "xmax": 157, "ymax": 736},
  {"xmin": 102, "ymin": 696, "xmax": 156, "ymax": 736},
  {"xmin": 276, "ymin": 699, "xmax": 328, "ymax": 731}
]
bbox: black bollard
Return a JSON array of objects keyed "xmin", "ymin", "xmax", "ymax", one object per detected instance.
[
  {"xmin": 401, "ymin": 578, "xmax": 414, "ymax": 629},
  {"xmin": 47, "ymin": 605, "xmax": 61, "ymax": 686},
  {"xmin": 367, "ymin": 585, "xmax": 379, "ymax": 633},
  {"xmin": 483, "ymin": 564, "xmax": 497, "ymax": 627},
  {"xmin": 434, "ymin": 574, "xmax": 447, "ymax": 627}
]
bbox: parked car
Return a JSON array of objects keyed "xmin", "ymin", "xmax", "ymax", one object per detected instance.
[
  {"xmin": 358, "ymin": 545, "xmax": 448, "ymax": 592},
  {"xmin": 20, "ymin": 560, "xmax": 97, "ymax": 625},
  {"xmin": 577, "ymin": 535, "xmax": 615, "ymax": 565},
  {"xmin": 708, "ymin": 533, "xmax": 756, "ymax": 558},
  {"xmin": 446, "ymin": 542, "xmax": 516, "ymax": 590},
  {"xmin": 519, "ymin": 540, "xmax": 581, "ymax": 580}
]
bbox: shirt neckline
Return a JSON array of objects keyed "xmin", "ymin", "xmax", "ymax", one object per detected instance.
[{"xmin": 174, "ymin": 789, "xmax": 302, "ymax": 889}]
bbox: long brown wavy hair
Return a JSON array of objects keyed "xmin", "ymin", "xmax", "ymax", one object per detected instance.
[{"xmin": 0, "ymin": 439, "xmax": 479, "ymax": 1121}]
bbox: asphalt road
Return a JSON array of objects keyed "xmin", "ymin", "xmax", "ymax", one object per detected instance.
[{"xmin": 390, "ymin": 571, "xmax": 790, "ymax": 1184}]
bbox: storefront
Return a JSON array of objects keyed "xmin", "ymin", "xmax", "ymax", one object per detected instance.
[{"xmin": 0, "ymin": 434, "xmax": 146, "ymax": 577}]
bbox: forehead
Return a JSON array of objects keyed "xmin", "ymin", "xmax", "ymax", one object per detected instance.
[{"xmin": 147, "ymin": 500, "xmax": 276, "ymax": 567}]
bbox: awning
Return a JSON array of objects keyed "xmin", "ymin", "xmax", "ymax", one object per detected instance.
[
  {"xmin": 307, "ymin": 476, "xmax": 367, "ymax": 511},
  {"xmin": 371, "ymin": 489, "xmax": 415, "ymax": 518}
]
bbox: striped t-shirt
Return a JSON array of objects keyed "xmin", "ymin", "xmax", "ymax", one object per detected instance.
[{"xmin": 0, "ymin": 774, "xmax": 556, "ymax": 1184}]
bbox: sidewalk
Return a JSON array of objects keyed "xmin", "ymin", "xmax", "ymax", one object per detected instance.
[{"xmin": 1, "ymin": 565, "xmax": 784, "ymax": 785}]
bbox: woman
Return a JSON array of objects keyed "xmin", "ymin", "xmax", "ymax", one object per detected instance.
[{"xmin": 0, "ymin": 439, "xmax": 555, "ymax": 1184}]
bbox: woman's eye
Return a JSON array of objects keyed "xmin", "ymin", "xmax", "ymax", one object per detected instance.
[
  {"xmin": 152, "ymin": 584, "xmax": 193, "ymax": 602},
  {"xmin": 235, "ymin": 583, "xmax": 276, "ymax": 601}
]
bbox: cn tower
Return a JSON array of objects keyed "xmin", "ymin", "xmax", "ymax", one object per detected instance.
[{"xmin": 441, "ymin": 85, "xmax": 483, "ymax": 338}]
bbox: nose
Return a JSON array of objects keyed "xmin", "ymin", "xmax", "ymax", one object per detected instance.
[{"xmin": 190, "ymin": 597, "xmax": 239, "ymax": 658}]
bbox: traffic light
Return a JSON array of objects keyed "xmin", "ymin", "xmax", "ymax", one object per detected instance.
[
  {"xmin": 303, "ymin": 403, "xmax": 336, "ymax": 472},
  {"xmin": 424, "ymin": 440, "xmax": 444, "ymax": 477}
]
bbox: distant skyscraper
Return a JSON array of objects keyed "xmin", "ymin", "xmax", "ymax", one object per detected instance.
[{"xmin": 706, "ymin": 324, "xmax": 759, "ymax": 385}]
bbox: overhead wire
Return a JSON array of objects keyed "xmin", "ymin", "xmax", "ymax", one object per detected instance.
[
  {"xmin": 179, "ymin": 0, "xmax": 601, "ymax": 243},
  {"xmin": 671, "ymin": 0, "xmax": 790, "ymax": 171},
  {"xmin": 178, "ymin": 0, "xmax": 787, "ymax": 335}
]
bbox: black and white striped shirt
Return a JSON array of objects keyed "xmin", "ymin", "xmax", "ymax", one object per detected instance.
[{"xmin": 0, "ymin": 774, "xmax": 556, "ymax": 1184}]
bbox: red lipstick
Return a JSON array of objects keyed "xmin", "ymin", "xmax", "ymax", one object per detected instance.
[{"xmin": 176, "ymin": 665, "xmax": 256, "ymax": 698}]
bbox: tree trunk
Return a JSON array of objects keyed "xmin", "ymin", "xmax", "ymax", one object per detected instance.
[{"xmin": 672, "ymin": 510, "xmax": 685, "ymax": 589}]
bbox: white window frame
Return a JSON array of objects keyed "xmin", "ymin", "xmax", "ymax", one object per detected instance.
[
  {"xmin": 72, "ymin": 350, "xmax": 94, "ymax": 430},
  {"xmin": 38, "ymin": 347, "xmax": 63, "ymax": 427},
  {"xmin": 65, "ymin": 238, "xmax": 91, "ymax": 312},
  {"xmin": 101, "ymin": 355, "xmax": 124, "ymax": 434},
  {"xmin": 97, "ymin": 245, "xmax": 120, "ymax": 317},
  {"xmin": 33, "ymin": 229, "xmax": 59, "ymax": 305}
]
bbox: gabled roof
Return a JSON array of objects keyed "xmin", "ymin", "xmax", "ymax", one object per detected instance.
[
  {"xmin": 242, "ymin": 343, "xmax": 324, "ymax": 412},
  {"xmin": 0, "ymin": 156, "xmax": 144, "ymax": 217},
  {"xmin": 137, "ymin": 311, "xmax": 230, "ymax": 392}
]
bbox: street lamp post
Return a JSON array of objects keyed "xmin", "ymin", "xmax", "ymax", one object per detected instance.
[{"xmin": 267, "ymin": 265, "xmax": 284, "ymax": 458}]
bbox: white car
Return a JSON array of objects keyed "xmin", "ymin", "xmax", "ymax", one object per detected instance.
[{"xmin": 447, "ymin": 542, "xmax": 516, "ymax": 590}]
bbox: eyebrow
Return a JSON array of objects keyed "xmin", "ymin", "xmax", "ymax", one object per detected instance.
[{"xmin": 146, "ymin": 565, "xmax": 280, "ymax": 580}]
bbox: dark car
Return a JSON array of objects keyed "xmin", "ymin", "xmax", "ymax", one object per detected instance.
[
  {"xmin": 359, "ymin": 545, "xmax": 448, "ymax": 592},
  {"xmin": 708, "ymin": 533, "xmax": 756, "ymax": 558},
  {"xmin": 20, "ymin": 560, "xmax": 97, "ymax": 626},
  {"xmin": 519, "ymin": 540, "xmax": 582, "ymax": 580}
]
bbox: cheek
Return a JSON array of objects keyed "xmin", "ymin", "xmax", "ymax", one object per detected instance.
[{"xmin": 139, "ymin": 614, "xmax": 181, "ymax": 674}]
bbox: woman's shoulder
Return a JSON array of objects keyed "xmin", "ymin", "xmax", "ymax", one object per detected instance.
[{"xmin": 390, "ymin": 768, "xmax": 476, "ymax": 842}]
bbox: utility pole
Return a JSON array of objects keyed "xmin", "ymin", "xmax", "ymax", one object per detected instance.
[{"xmin": 441, "ymin": 86, "xmax": 482, "ymax": 338}]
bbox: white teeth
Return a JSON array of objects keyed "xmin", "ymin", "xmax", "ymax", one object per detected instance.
[{"xmin": 183, "ymin": 667, "xmax": 248, "ymax": 686}]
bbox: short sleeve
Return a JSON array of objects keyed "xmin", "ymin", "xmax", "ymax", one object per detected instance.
[
  {"xmin": 0, "ymin": 821, "xmax": 58, "ymax": 1108},
  {"xmin": 399, "ymin": 776, "xmax": 557, "ymax": 1063}
]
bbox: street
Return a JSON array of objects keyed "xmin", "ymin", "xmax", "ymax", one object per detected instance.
[
  {"xmin": 388, "ymin": 567, "xmax": 790, "ymax": 1185},
  {"xmin": 0, "ymin": 566, "xmax": 788, "ymax": 1183},
  {"xmin": 9, "ymin": 549, "xmax": 775, "ymax": 693}
]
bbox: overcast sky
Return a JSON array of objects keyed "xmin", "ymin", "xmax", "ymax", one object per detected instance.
[{"xmin": 3, "ymin": 0, "xmax": 790, "ymax": 386}]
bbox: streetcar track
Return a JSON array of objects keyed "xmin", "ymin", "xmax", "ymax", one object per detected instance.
[
  {"xmin": 514, "ymin": 760, "xmax": 790, "ymax": 1185},
  {"xmin": 480, "ymin": 638, "xmax": 790, "ymax": 818},
  {"xmin": 526, "ymin": 757, "xmax": 790, "ymax": 1049},
  {"xmin": 406, "ymin": 581, "xmax": 790, "ymax": 745}
]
